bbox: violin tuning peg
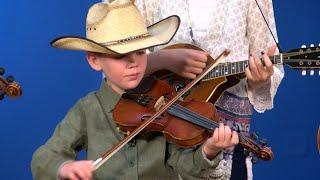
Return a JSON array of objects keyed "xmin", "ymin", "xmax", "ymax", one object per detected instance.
[
  {"xmin": 260, "ymin": 139, "xmax": 268, "ymax": 146},
  {"xmin": 310, "ymin": 69, "xmax": 315, "ymax": 76},
  {"xmin": 310, "ymin": 44, "xmax": 315, "ymax": 48},
  {"xmin": 301, "ymin": 69, "xmax": 307, "ymax": 76},
  {"xmin": 301, "ymin": 45, "xmax": 307, "ymax": 48},
  {"xmin": 6, "ymin": 75, "xmax": 14, "ymax": 83},
  {"xmin": 0, "ymin": 67, "xmax": 4, "ymax": 75},
  {"xmin": 251, "ymin": 155, "xmax": 259, "ymax": 164}
]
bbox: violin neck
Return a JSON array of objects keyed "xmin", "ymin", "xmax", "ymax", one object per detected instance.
[{"xmin": 168, "ymin": 103, "xmax": 250, "ymax": 146}]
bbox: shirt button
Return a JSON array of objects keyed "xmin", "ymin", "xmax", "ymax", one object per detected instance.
[{"xmin": 128, "ymin": 140, "xmax": 136, "ymax": 147}]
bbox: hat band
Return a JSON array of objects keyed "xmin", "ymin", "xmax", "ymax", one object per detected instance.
[{"xmin": 101, "ymin": 33, "xmax": 150, "ymax": 46}]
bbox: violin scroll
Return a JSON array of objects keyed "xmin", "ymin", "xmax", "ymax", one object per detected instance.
[
  {"xmin": 0, "ymin": 67, "xmax": 22, "ymax": 100},
  {"xmin": 241, "ymin": 132, "xmax": 273, "ymax": 161}
]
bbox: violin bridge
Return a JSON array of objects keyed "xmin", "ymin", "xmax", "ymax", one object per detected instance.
[{"xmin": 154, "ymin": 96, "xmax": 166, "ymax": 112}]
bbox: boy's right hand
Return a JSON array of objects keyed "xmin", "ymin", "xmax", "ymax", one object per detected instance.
[{"xmin": 58, "ymin": 160, "xmax": 94, "ymax": 180}]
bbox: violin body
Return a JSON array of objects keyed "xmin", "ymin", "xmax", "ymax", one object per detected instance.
[
  {"xmin": 113, "ymin": 79, "xmax": 220, "ymax": 148},
  {"xmin": 113, "ymin": 78, "xmax": 273, "ymax": 161}
]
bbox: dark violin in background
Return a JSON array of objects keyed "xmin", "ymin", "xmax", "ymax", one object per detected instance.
[{"xmin": 0, "ymin": 67, "xmax": 22, "ymax": 101}]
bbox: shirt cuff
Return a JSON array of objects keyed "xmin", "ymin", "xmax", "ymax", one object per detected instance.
[{"xmin": 195, "ymin": 144, "xmax": 222, "ymax": 169}]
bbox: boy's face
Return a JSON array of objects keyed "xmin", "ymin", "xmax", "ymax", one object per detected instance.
[{"xmin": 87, "ymin": 50, "xmax": 147, "ymax": 94}]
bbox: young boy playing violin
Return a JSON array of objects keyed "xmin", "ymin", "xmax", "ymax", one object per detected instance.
[{"xmin": 31, "ymin": 1, "xmax": 239, "ymax": 179}]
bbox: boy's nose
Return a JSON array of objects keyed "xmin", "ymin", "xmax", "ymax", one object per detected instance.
[
  {"xmin": 127, "ymin": 52, "xmax": 139, "ymax": 63},
  {"xmin": 126, "ymin": 52, "xmax": 139, "ymax": 68}
]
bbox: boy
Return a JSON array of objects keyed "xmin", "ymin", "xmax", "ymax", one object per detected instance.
[{"xmin": 31, "ymin": 0, "xmax": 239, "ymax": 179}]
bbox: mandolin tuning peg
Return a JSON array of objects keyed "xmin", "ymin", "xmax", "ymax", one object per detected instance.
[
  {"xmin": 0, "ymin": 93, "xmax": 4, "ymax": 100},
  {"xmin": 260, "ymin": 139, "xmax": 268, "ymax": 146},
  {"xmin": 251, "ymin": 132, "xmax": 259, "ymax": 140},
  {"xmin": 0, "ymin": 67, "xmax": 4, "ymax": 75},
  {"xmin": 6, "ymin": 75, "xmax": 14, "ymax": 83},
  {"xmin": 310, "ymin": 44, "xmax": 315, "ymax": 48},
  {"xmin": 310, "ymin": 69, "xmax": 315, "ymax": 76},
  {"xmin": 301, "ymin": 45, "xmax": 307, "ymax": 48},
  {"xmin": 301, "ymin": 69, "xmax": 307, "ymax": 76}
]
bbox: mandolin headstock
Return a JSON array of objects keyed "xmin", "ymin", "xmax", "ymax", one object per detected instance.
[
  {"xmin": 284, "ymin": 44, "xmax": 320, "ymax": 76},
  {"xmin": 0, "ymin": 67, "xmax": 22, "ymax": 101}
]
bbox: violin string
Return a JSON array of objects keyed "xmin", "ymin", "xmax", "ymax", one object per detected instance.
[{"xmin": 170, "ymin": 103, "xmax": 251, "ymax": 144}]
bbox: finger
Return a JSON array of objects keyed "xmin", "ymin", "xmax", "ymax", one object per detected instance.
[
  {"xmin": 73, "ymin": 168, "xmax": 88, "ymax": 180},
  {"xmin": 248, "ymin": 56, "xmax": 260, "ymax": 79},
  {"xmin": 224, "ymin": 126, "xmax": 232, "ymax": 145},
  {"xmin": 212, "ymin": 127, "xmax": 219, "ymax": 144},
  {"xmin": 253, "ymin": 56, "xmax": 264, "ymax": 75},
  {"xmin": 218, "ymin": 123, "xmax": 225, "ymax": 143},
  {"xmin": 262, "ymin": 53, "xmax": 274, "ymax": 75},
  {"xmin": 86, "ymin": 161, "xmax": 94, "ymax": 180},
  {"xmin": 267, "ymin": 44, "xmax": 277, "ymax": 56},
  {"xmin": 185, "ymin": 66, "xmax": 204, "ymax": 75},
  {"xmin": 187, "ymin": 60, "xmax": 207, "ymax": 69},
  {"xmin": 231, "ymin": 131, "xmax": 239, "ymax": 145},
  {"xmin": 189, "ymin": 49, "xmax": 208, "ymax": 63},
  {"xmin": 181, "ymin": 72, "xmax": 197, "ymax": 79},
  {"xmin": 66, "ymin": 172, "xmax": 79, "ymax": 180},
  {"xmin": 245, "ymin": 66, "xmax": 254, "ymax": 82}
]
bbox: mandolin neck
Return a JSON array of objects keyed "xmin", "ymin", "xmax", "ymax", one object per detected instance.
[{"xmin": 203, "ymin": 54, "xmax": 284, "ymax": 81}]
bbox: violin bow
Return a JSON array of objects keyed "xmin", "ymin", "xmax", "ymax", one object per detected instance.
[{"xmin": 93, "ymin": 50, "xmax": 230, "ymax": 170}]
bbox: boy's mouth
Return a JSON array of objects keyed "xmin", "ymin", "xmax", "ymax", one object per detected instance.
[{"xmin": 125, "ymin": 73, "xmax": 140, "ymax": 80}]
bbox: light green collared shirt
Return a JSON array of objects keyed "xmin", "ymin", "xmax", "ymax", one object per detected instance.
[{"xmin": 31, "ymin": 81, "xmax": 221, "ymax": 179}]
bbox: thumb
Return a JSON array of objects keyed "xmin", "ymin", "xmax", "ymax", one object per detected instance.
[{"xmin": 267, "ymin": 44, "xmax": 277, "ymax": 56}]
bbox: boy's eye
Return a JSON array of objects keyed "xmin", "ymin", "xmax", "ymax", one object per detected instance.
[
  {"xmin": 115, "ymin": 55, "xmax": 125, "ymax": 59},
  {"xmin": 137, "ymin": 50, "xmax": 146, "ymax": 55}
]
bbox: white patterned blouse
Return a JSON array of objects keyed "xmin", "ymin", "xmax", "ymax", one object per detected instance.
[{"xmin": 135, "ymin": 0, "xmax": 284, "ymax": 113}]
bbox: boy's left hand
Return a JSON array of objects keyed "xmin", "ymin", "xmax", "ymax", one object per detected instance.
[{"xmin": 203, "ymin": 123, "xmax": 239, "ymax": 160}]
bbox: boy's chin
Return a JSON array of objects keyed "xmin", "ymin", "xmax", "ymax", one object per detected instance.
[{"xmin": 123, "ymin": 81, "xmax": 141, "ymax": 90}]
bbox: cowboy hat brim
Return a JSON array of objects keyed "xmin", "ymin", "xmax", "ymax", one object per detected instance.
[{"xmin": 51, "ymin": 15, "xmax": 180, "ymax": 55}]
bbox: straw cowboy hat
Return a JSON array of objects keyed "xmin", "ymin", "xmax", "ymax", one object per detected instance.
[{"xmin": 51, "ymin": 0, "xmax": 180, "ymax": 56}]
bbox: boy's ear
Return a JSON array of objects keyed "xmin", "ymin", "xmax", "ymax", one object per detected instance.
[{"xmin": 87, "ymin": 52, "xmax": 102, "ymax": 71}]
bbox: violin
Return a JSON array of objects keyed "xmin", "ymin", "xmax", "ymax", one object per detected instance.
[
  {"xmin": 93, "ymin": 49, "xmax": 228, "ymax": 169},
  {"xmin": 114, "ymin": 77, "xmax": 273, "ymax": 161},
  {"xmin": 0, "ymin": 67, "xmax": 22, "ymax": 100}
]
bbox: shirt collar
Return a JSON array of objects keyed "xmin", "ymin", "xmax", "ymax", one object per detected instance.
[{"xmin": 95, "ymin": 80, "xmax": 122, "ymax": 113}]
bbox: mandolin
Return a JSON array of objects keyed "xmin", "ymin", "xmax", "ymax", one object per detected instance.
[
  {"xmin": 0, "ymin": 67, "xmax": 22, "ymax": 100},
  {"xmin": 156, "ymin": 43, "xmax": 320, "ymax": 103}
]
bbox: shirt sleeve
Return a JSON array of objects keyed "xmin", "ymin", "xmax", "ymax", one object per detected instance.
[
  {"xmin": 246, "ymin": 0, "xmax": 284, "ymax": 113},
  {"xmin": 31, "ymin": 100, "xmax": 87, "ymax": 179},
  {"xmin": 166, "ymin": 143, "xmax": 222, "ymax": 179}
]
